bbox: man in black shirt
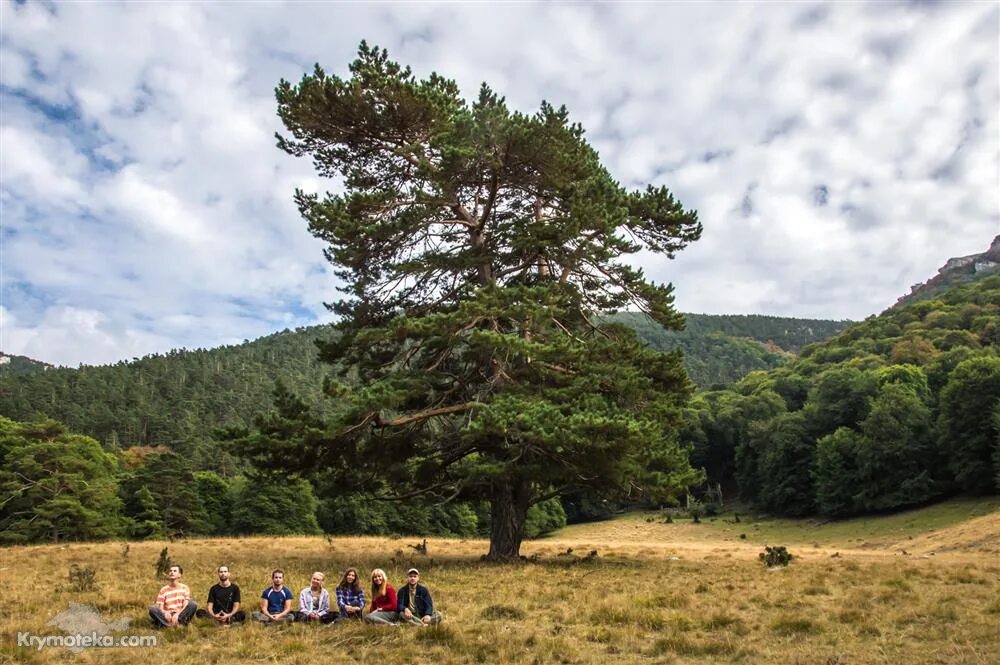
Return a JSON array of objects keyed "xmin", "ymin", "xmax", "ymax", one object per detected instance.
[{"xmin": 206, "ymin": 565, "xmax": 245, "ymax": 624}]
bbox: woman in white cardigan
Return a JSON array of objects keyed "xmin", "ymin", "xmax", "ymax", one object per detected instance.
[{"xmin": 295, "ymin": 572, "xmax": 335, "ymax": 624}]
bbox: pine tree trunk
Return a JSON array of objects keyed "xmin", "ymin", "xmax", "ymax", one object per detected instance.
[{"xmin": 487, "ymin": 478, "xmax": 529, "ymax": 561}]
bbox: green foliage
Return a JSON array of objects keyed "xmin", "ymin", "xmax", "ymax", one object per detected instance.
[
  {"xmin": 759, "ymin": 545, "xmax": 793, "ymax": 567},
  {"xmin": 524, "ymin": 497, "xmax": 568, "ymax": 538},
  {"xmin": 0, "ymin": 416, "xmax": 124, "ymax": 544},
  {"xmin": 750, "ymin": 412, "xmax": 815, "ymax": 516},
  {"xmin": 120, "ymin": 451, "xmax": 209, "ymax": 538},
  {"xmin": 812, "ymin": 428, "xmax": 862, "ymax": 517},
  {"xmin": 126, "ymin": 486, "xmax": 164, "ymax": 539},
  {"xmin": 682, "ymin": 276, "xmax": 1000, "ymax": 517},
  {"xmin": 194, "ymin": 471, "xmax": 233, "ymax": 536},
  {"xmin": 316, "ymin": 492, "xmax": 482, "ymax": 538},
  {"xmin": 938, "ymin": 355, "xmax": 1000, "ymax": 494},
  {"xmin": 801, "ymin": 366, "xmax": 878, "ymax": 438},
  {"xmin": 714, "ymin": 389, "xmax": 786, "ymax": 501},
  {"xmin": 230, "ymin": 475, "xmax": 322, "ymax": 536},
  {"xmin": 560, "ymin": 491, "xmax": 619, "ymax": 524},
  {"xmin": 854, "ymin": 382, "xmax": 940, "ymax": 510},
  {"xmin": 994, "ymin": 405, "xmax": 1000, "ymax": 489}
]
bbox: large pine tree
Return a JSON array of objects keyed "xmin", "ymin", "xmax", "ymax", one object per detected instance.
[{"xmin": 248, "ymin": 43, "xmax": 704, "ymax": 559}]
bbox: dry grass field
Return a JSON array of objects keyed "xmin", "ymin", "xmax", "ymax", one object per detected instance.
[{"xmin": 2, "ymin": 499, "xmax": 999, "ymax": 665}]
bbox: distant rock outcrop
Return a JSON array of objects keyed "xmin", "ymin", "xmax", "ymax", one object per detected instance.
[
  {"xmin": 0, "ymin": 352, "xmax": 55, "ymax": 375},
  {"xmin": 894, "ymin": 235, "xmax": 1000, "ymax": 309}
]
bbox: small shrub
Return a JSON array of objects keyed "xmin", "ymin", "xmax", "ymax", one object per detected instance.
[
  {"xmin": 667, "ymin": 613, "xmax": 694, "ymax": 632},
  {"xmin": 586, "ymin": 628, "xmax": 616, "ymax": 644},
  {"xmin": 68, "ymin": 563, "xmax": 97, "ymax": 592},
  {"xmin": 881, "ymin": 578, "xmax": 912, "ymax": 591},
  {"xmin": 929, "ymin": 605, "xmax": 959, "ymax": 622},
  {"xmin": 703, "ymin": 612, "xmax": 741, "ymax": 630},
  {"xmin": 414, "ymin": 626, "xmax": 458, "ymax": 646},
  {"xmin": 759, "ymin": 545, "xmax": 793, "ymax": 567},
  {"xmin": 154, "ymin": 547, "xmax": 173, "ymax": 577},
  {"xmin": 651, "ymin": 636, "xmax": 737, "ymax": 657},
  {"xmin": 480, "ymin": 605, "xmax": 526, "ymax": 620},
  {"xmin": 836, "ymin": 609, "xmax": 863, "ymax": 624},
  {"xmin": 771, "ymin": 616, "xmax": 822, "ymax": 635},
  {"xmin": 950, "ymin": 570, "xmax": 986, "ymax": 585},
  {"xmin": 638, "ymin": 593, "xmax": 690, "ymax": 609},
  {"xmin": 601, "ymin": 607, "xmax": 667, "ymax": 630},
  {"xmin": 687, "ymin": 499, "xmax": 706, "ymax": 523}
]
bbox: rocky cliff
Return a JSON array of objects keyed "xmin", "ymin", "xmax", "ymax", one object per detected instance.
[{"xmin": 894, "ymin": 235, "xmax": 1000, "ymax": 309}]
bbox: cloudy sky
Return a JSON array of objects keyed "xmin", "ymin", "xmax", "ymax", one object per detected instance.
[{"xmin": 1, "ymin": 1, "xmax": 997, "ymax": 367}]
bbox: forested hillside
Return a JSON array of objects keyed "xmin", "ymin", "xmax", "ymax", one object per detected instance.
[
  {"xmin": 4, "ymin": 276, "xmax": 995, "ymax": 543},
  {"xmin": 682, "ymin": 276, "xmax": 1000, "ymax": 518},
  {"xmin": 0, "ymin": 313, "xmax": 848, "ymax": 469},
  {"xmin": 0, "ymin": 312, "xmax": 850, "ymax": 545},
  {"xmin": 0, "ymin": 329, "xmax": 338, "ymax": 472},
  {"xmin": 614, "ymin": 313, "xmax": 849, "ymax": 388}
]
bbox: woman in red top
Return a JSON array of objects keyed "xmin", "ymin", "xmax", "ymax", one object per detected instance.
[{"xmin": 362, "ymin": 568, "xmax": 398, "ymax": 624}]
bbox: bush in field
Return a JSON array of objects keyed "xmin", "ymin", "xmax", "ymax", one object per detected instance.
[
  {"xmin": 481, "ymin": 605, "xmax": 526, "ymax": 620},
  {"xmin": 759, "ymin": 545, "xmax": 793, "ymax": 567},
  {"xmin": 68, "ymin": 563, "xmax": 98, "ymax": 592},
  {"xmin": 154, "ymin": 547, "xmax": 173, "ymax": 577}
]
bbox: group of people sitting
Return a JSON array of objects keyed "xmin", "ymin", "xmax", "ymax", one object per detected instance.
[{"xmin": 148, "ymin": 564, "xmax": 442, "ymax": 628}]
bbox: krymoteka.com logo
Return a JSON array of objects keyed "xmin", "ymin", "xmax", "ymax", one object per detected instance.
[{"xmin": 18, "ymin": 603, "xmax": 158, "ymax": 651}]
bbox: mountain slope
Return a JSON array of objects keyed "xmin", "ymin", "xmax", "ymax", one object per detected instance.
[
  {"xmin": 0, "ymin": 314, "xmax": 849, "ymax": 470},
  {"xmin": 681, "ymin": 274, "xmax": 1000, "ymax": 519}
]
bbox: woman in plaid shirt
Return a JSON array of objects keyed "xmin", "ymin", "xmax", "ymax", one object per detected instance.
[{"xmin": 335, "ymin": 567, "xmax": 365, "ymax": 621}]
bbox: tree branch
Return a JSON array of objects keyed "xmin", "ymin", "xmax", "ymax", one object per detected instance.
[{"xmin": 376, "ymin": 401, "xmax": 482, "ymax": 428}]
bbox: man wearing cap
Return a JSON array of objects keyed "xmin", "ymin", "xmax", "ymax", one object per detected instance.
[{"xmin": 396, "ymin": 568, "xmax": 442, "ymax": 626}]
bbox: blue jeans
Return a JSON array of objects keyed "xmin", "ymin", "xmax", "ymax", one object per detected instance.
[{"xmin": 149, "ymin": 601, "xmax": 197, "ymax": 627}]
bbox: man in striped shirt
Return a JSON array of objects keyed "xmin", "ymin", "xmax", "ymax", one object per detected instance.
[{"xmin": 149, "ymin": 565, "xmax": 198, "ymax": 628}]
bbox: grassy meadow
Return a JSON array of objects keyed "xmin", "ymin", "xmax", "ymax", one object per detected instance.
[{"xmin": 2, "ymin": 499, "xmax": 999, "ymax": 665}]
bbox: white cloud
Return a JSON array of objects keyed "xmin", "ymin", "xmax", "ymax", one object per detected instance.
[
  {"xmin": 0, "ymin": 305, "xmax": 172, "ymax": 367},
  {"xmin": 0, "ymin": 0, "xmax": 997, "ymax": 366}
]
